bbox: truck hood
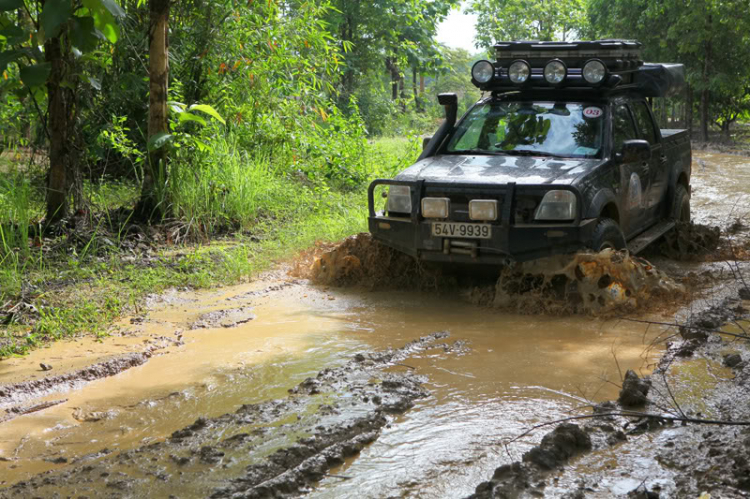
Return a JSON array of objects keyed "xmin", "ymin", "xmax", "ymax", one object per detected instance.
[{"xmin": 394, "ymin": 154, "xmax": 603, "ymax": 185}]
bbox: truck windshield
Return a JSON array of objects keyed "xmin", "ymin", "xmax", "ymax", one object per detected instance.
[{"xmin": 445, "ymin": 101, "xmax": 605, "ymax": 159}]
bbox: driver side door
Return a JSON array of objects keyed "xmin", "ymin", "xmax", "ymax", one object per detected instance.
[{"xmin": 612, "ymin": 103, "xmax": 650, "ymax": 238}]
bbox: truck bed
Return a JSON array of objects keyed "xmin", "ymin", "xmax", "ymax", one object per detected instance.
[{"xmin": 661, "ymin": 128, "xmax": 690, "ymax": 150}]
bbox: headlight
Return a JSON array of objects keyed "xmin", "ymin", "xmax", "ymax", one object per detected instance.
[
  {"xmin": 582, "ymin": 59, "xmax": 606, "ymax": 84},
  {"xmin": 508, "ymin": 60, "xmax": 530, "ymax": 84},
  {"xmin": 534, "ymin": 190, "xmax": 577, "ymax": 221},
  {"xmin": 544, "ymin": 59, "xmax": 566, "ymax": 85},
  {"xmin": 421, "ymin": 197, "xmax": 450, "ymax": 219},
  {"xmin": 387, "ymin": 185, "xmax": 412, "ymax": 214},
  {"xmin": 472, "ymin": 60, "xmax": 494, "ymax": 84},
  {"xmin": 469, "ymin": 199, "xmax": 498, "ymax": 221}
]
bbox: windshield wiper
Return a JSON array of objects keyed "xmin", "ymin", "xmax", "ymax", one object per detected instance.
[
  {"xmin": 499, "ymin": 149, "xmax": 566, "ymax": 158},
  {"xmin": 446, "ymin": 149, "xmax": 508, "ymax": 156}
]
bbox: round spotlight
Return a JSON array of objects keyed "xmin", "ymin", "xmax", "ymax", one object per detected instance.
[
  {"xmin": 508, "ymin": 60, "xmax": 530, "ymax": 84},
  {"xmin": 582, "ymin": 59, "xmax": 607, "ymax": 84},
  {"xmin": 544, "ymin": 59, "xmax": 567, "ymax": 85},
  {"xmin": 472, "ymin": 60, "xmax": 494, "ymax": 84}
]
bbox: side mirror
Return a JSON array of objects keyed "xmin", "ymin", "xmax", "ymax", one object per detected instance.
[
  {"xmin": 617, "ymin": 139, "xmax": 651, "ymax": 163},
  {"xmin": 422, "ymin": 136, "xmax": 432, "ymax": 150}
]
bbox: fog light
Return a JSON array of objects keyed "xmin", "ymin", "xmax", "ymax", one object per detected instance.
[
  {"xmin": 508, "ymin": 60, "xmax": 530, "ymax": 84},
  {"xmin": 544, "ymin": 59, "xmax": 566, "ymax": 85},
  {"xmin": 582, "ymin": 59, "xmax": 606, "ymax": 84},
  {"xmin": 534, "ymin": 190, "xmax": 577, "ymax": 221},
  {"xmin": 471, "ymin": 60, "xmax": 494, "ymax": 84},
  {"xmin": 387, "ymin": 185, "xmax": 412, "ymax": 214},
  {"xmin": 469, "ymin": 199, "xmax": 498, "ymax": 221},
  {"xmin": 421, "ymin": 197, "xmax": 450, "ymax": 219}
]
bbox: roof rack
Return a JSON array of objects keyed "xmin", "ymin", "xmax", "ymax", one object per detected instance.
[{"xmin": 470, "ymin": 39, "xmax": 684, "ymax": 97}]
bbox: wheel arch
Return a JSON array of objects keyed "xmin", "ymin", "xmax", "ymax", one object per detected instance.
[{"xmin": 586, "ymin": 189, "xmax": 620, "ymax": 224}]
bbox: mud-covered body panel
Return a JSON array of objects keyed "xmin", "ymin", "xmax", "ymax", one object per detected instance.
[
  {"xmin": 368, "ymin": 92, "xmax": 691, "ymax": 263},
  {"xmin": 395, "ymin": 155, "xmax": 603, "ymax": 186}
]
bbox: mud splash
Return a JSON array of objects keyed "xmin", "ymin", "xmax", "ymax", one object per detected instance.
[
  {"xmin": 308, "ymin": 234, "xmax": 684, "ymax": 315},
  {"xmin": 307, "ymin": 233, "xmax": 437, "ymax": 289},
  {"xmin": 478, "ymin": 250, "xmax": 685, "ymax": 315},
  {"xmin": 658, "ymin": 221, "xmax": 721, "ymax": 260}
]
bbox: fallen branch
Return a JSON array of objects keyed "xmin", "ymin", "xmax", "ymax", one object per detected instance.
[
  {"xmin": 619, "ymin": 317, "xmax": 750, "ymax": 341},
  {"xmin": 504, "ymin": 411, "xmax": 750, "ymax": 448}
]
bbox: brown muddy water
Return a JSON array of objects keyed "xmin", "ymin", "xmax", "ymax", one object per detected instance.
[{"xmin": 0, "ymin": 151, "xmax": 748, "ymax": 498}]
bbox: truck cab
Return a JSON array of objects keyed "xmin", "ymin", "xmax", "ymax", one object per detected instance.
[{"xmin": 368, "ymin": 40, "xmax": 692, "ymax": 264}]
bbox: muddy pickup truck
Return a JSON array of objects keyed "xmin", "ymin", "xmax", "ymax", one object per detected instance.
[{"xmin": 368, "ymin": 40, "xmax": 692, "ymax": 264}]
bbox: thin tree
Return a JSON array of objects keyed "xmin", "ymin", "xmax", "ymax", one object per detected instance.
[{"xmin": 138, "ymin": 0, "xmax": 170, "ymax": 220}]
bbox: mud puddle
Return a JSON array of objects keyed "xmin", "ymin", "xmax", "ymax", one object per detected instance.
[
  {"xmin": 1, "ymin": 152, "xmax": 749, "ymax": 497},
  {"xmin": 0, "ymin": 275, "xmax": 671, "ymax": 496},
  {"xmin": 691, "ymin": 151, "xmax": 750, "ymax": 230}
]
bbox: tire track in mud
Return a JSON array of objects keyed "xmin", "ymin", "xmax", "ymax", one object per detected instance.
[
  {"xmin": 0, "ymin": 352, "xmax": 154, "ymax": 410},
  {"xmin": 1, "ymin": 332, "xmax": 462, "ymax": 498}
]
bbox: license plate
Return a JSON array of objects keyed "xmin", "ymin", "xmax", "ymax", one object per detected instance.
[{"xmin": 431, "ymin": 222, "xmax": 491, "ymax": 239}]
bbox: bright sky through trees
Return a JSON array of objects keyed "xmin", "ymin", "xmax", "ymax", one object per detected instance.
[{"xmin": 436, "ymin": 3, "xmax": 479, "ymax": 52}]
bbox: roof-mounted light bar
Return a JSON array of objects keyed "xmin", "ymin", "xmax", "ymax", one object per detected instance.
[{"xmin": 470, "ymin": 39, "xmax": 644, "ymax": 91}]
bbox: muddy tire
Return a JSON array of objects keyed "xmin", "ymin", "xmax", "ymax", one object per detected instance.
[
  {"xmin": 670, "ymin": 184, "xmax": 691, "ymax": 222},
  {"xmin": 589, "ymin": 218, "xmax": 626, "ymax": 252}
]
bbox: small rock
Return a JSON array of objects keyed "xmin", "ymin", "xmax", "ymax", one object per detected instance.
[
  {"xmin": 740, "ymin": 287, "xmax": 750, "ymax": 300},
  {"xmin": 724, "ymin": 353, "xmax": 743, "ymax": 368},
  {"xmin": 40, "ymin": 363, "xmax": 53, "ymax": 372},
  {"xmin": 618, "ymin": 370, "xmax": 651, "ymax": 407},
  {"xmin": 522, "ymin": 423, "xmax": 592, "ymax": 470}
]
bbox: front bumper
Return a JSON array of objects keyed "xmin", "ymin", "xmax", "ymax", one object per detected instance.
[{"xmin": 368, "ymin": 179, "xmax": 596, "ymax": 264}]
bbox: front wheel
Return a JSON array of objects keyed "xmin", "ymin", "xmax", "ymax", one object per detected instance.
[
  {"xmin": 590, "ymin": 218, "xmax": 627, "ymax": 252},
  {"xmin": 670, "ymin": 184, "xmax": 691, "ymax": 222}
]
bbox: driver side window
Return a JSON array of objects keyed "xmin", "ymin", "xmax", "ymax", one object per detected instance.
[{"xmin": 612, "ymin": 104, "xmax": 637, "ymax": 152}]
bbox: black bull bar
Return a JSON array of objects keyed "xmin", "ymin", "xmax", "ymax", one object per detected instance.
[{"xmin": 367, "ymin": 179, "xmax": 596, "ymax": 264}]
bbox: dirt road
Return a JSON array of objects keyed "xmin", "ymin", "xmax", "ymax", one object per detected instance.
[{"xmin": 1, "ymin": 151, "xmax": 749, "ymax": 498}]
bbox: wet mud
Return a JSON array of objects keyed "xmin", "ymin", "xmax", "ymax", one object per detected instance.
[
  {"xmin": 1, "ymin": 151, "xmax": 750, "ymax": 497},
  {"xmin": 471, "ymin": 296, "xmax": 750, "ymax": 498},
  {"xmin": 1, "ymin": 333, "xmax": 451, "ymax": 498},
  {"xmin": 0, "ymin": 349, "xmax": 163, "ymax": 408}
]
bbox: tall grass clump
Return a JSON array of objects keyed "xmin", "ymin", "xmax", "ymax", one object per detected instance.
[
  {"xmin": 0, "ymin": 170, "xmax": 43, "ymax": 301},
  {"xmin": 168, "ymin": 135, "xmax": 310, "ymax": 233}
]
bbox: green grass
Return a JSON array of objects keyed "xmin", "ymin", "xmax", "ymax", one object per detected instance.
[{"xmin": 0, "ymin": 136, "xmax": 420, "ymax": 358}]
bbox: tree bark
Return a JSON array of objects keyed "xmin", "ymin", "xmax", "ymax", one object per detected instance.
[
  {"xmin": 138, "ymin": 0, "xmax": 170, "ymax": 220},
  {"xmin": 685, "ymin": 85, "xmax": 693, "ymax": 133},
  {"xmin": 700, "ymin": 19, "xmax": 712, "ymax": 142},
  {"xmin": 44, "ymin": 33, "xmax": 72, "ymax": 222},
  {"xmin": 385, "ymin": 58, "xmax": 398, "ymax": 101},
  {"xmin": 412, "ymin": 66, "xmax": 422, "ymax": 113}
]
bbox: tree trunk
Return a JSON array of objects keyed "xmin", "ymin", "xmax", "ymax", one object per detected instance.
[
  {"xmin": 138, "ymin": 0, "xmax": 170, "ymax": 220},
  {"xmin": 44, "ymin": 34, "xmax": 72, "ymax": 222},
  {"xmin": 399, "ymin": 73, "xmax": 406, "ymax": 112},
  {"xmin": 686, "ymin": 86, "xmax": 693, "ymax": 132},
  {"xmin": 419, "ymin": 74, "xmax": 425, "ymax": 95},
  {"xmin": 412, "ymin": 66, "xmax": 422, "ymax": 113},
  {"xmin": 386, "ymin": 58, "xmax": 399, "ymax": 101},
  {"xmin": 700, "ymin": 20, "xmax": 711, "ymax": 142}
]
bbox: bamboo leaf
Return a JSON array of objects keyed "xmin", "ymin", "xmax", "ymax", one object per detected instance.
[
  {"xmin": 187, "ymin": 104, "xmax": 226, "ymax": 124},
  {"xmin": 147, "ymin": 132, "xmax": 173, "ymax": 151},
  {"xmin": 178, "ymin": 111, "xmax": 207, "ymax": 126}
]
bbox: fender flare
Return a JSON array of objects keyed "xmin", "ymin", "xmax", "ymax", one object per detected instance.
[{"xmin": 585, "ymin": 188, "xmax": 619, "ymax": 221}]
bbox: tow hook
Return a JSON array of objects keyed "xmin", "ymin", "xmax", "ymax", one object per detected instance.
[{"xmin": 443, "ymin": 239, "xmax": 478, "ymax": 258}]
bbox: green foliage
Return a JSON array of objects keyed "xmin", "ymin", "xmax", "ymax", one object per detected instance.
[{"xmin": 469, "ymin": 0, "xmax": 588, "ymax": 46}]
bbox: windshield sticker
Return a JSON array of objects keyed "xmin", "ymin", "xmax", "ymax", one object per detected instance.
[{"xmin": 583, "ymin": 106, "xmax": 603, "ymax": 118}]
